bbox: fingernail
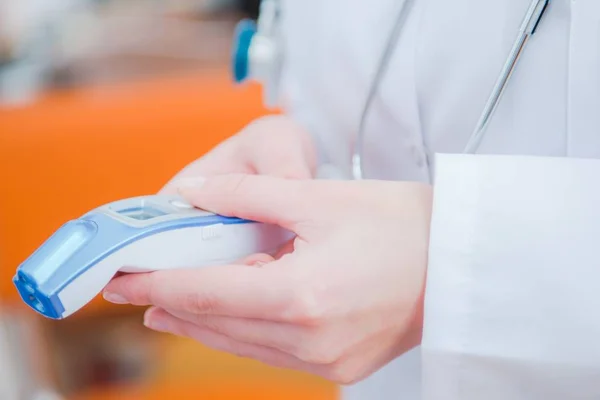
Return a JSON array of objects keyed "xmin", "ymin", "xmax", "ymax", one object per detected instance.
[
  {"xmin": 103, "ymin": 292, "xmax": 128, "ymax": 304},
  {"xmin": 144, "ymin": 315, "xmax": 168, "ymax": 332}
]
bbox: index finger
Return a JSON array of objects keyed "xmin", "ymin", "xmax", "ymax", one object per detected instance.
[
  {"xmin": 178, "ymin": 174, "xmax": 321, "ymax": 230},
  {"xmin": 103, "ymin": 264, "xmax": 296, "ymax": 321}
]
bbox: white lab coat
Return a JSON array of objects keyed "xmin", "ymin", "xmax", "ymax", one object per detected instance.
[{"xmin": 277, "ymin": 0, "xmax": 600, "ymax": 399}]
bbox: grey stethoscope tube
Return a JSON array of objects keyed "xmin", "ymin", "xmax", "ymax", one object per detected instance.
[{"xmin": 352, "ymin": 0, "xmax": 550, "ymax": 180}]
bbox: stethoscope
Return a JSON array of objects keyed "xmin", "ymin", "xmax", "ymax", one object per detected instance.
[{"xmin": 231, "ymin": 0, "xmax": 550, "ymax": 180}]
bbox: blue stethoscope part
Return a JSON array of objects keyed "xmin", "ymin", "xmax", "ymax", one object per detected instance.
[{"xmin": 232, "ymin": 19, "xmax": 257, "ymax": 83}]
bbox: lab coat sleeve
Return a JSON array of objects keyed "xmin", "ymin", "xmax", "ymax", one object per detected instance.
[
  {"xmin": 278, "ymin": 76, "xmax": 333, "ymax": 176},
  {"xmin": 422, "ymin": 153, "xmax": 600, "ymax": 400},
  {"xmin": 277, "ymin": 24, "xmax": 336, "ymax": 177}
]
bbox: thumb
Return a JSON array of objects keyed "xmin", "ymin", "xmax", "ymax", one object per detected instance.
[{"xmin": 176, "ymin": 174, "xmax": 315, "ymax": 229}]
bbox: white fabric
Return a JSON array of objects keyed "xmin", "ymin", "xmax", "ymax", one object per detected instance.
[
  {"xmin": 424, "ymin": 154, "xmax": 600, "ymax": 399},
  {"xmin": 277, "ymin": 0, "xmax": 600, "ymax": 398}
]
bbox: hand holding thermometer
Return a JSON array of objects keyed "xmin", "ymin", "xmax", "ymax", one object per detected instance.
[{"xmin": 13, "ymin": 195, "xmax": 293, "ymax": 320}]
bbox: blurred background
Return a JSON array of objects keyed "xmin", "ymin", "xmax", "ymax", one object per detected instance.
[{"xmin": 0, "ymin": 1, "xmax": 337, "ymax": 399}]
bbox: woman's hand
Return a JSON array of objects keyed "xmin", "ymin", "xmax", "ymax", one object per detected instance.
[
  {"xmin": 160, "ymin": 115, "xmax": 317, "ymax": 194},
  {"xmin": 103, "ymin": 174, "xmax": 433, "ymax": 385}
]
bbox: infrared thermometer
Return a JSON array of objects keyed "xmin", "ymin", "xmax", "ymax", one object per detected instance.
[{"xmin": 13, "ymin": 195, "xmax": 293, "ymax": 320}]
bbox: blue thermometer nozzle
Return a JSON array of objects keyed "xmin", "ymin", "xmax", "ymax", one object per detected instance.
[{"xmin": 13, "ymin": 195, "xmax": 292, "ymax": 320}]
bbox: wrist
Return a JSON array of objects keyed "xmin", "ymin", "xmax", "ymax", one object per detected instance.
[
  {"xmin": 410, "ymin": 183, "xmax": 432, "ymax": 348},
  {"xmin": 409, "ymin": 273, "xmax": 426, "ymax": 349}
]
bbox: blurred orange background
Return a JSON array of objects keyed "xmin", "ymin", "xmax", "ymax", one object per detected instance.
[{"xmin": 0, "ymin": 32, "xmax": 338, "ymax": 400}]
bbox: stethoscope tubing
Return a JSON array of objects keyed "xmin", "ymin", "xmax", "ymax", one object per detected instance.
[{"xmin": 352, "ymin": 0, "xmax": 550, "ymax": 180}]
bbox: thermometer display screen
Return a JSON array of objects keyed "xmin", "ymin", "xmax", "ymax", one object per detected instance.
[{"xmin": 119, "ymin": 206, "xmax": 166, "ymax": 221}]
